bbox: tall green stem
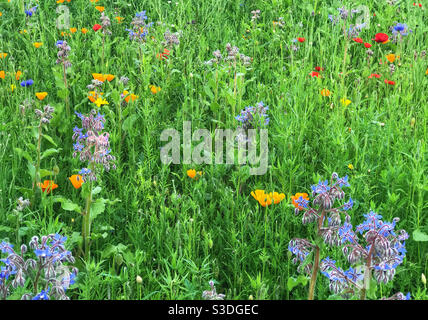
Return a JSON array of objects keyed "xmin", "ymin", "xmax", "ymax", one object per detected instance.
[{"xmin": 360, "ymin": 242, "xmax": 375, "ymax": 300}]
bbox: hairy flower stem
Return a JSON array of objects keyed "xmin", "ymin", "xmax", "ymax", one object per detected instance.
[
  {"xmin": 308, "ymin": 245, "xmax": 320, "ymax": 300},
  {"xmin": 360, "ymin": 241, "xmax": 375, "ymax": 300},
  {"xmin": 62, "ymin": 62, "xmax": 70, "ymax": 117},
  {"xmin": 32, "ymin": 123, "xmax": 43, "ymax": 194},
  {"xmin": 308, "ymin": 209, "xmax": 326, "ymax": 300},
  {"xmin": 82, "ymin": 163, "xmax": 94, "ymax": 259}
]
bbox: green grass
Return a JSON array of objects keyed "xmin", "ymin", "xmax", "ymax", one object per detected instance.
[{"xmin": 0, "ymin": 0, "xmax": 427, "ymax": 300}]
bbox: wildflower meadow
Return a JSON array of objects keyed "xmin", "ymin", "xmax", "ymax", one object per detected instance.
[{"xmin": 0, "ymin": 0, "xmax": 427, "ymax": 302}]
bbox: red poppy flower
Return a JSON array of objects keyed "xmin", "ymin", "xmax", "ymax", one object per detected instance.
[
  {"xmin": 297, "ymin": 37, "xmax": 305, "ymax": 43},
  {"xmin": 373, "ymin": 33, "xmax": 389, "ymax": 43},
  {"xmin": 384, "ymin": 79, "xmax": 395, "ymax": 85},
  {"xmin": 368, "ymin": 73, "xmax": 381, "ymax": 79},
  {"xmin": 353, "ymin": 38, "xmax": 363, "ymax": 44},
  {"xmin": 364, "ymin": 42, "xmax": 372, "ymax": 48},
  {"xmin": 310, "ymin": 71, "xmax": 320, "ymax": 78},
  {"xmin": 93, "ymin": 24, "xmax": 102, "ymax": 32},
  {"xmin": 315, "ymin": 66, "xmax": 324, "ymax": 71}
]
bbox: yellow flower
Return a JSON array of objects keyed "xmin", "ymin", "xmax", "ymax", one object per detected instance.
[
  {"xmin": 115, "ymin": 16, "xmax": 124, "ymax": 23},
  {"xmin": 94, "ymin": 96, "xmax": 108, "ymax": 108},
  {"xmin": 187, "ymin": 169, "xmax": 203, "ymax": 179},
  {"xmin": 20, "ymin": 29, "xmax": 27, "ymax": 34},
  {"xmin": 36, "ymin": 92, "xmax": 48, "ymax": 101},
  {"xmin": 11, "ymin": 84, "xmax": 16, "ymax": 92},
  {"xmin": 33, "ymin": 42, "xmax": 43, "ymax": 48},
  {"xmin": 426, "ymin": 67, "xmax": 428, "ymax": 75},
  {"xmin": 386, "ymin": 53, "xmax": 396, "ymax": 63},
  {"xmin": 92, "ymin": 73, "xmax": 104, "ymax": 82},
  {"xmin": 0, "ymin": 53, "xmax": 8, "ymax": 59},
  {"xmin": 321, "ymin": 88, "xmax": 331, "ymax": 97},
  {"xmin": 0, "ymin": 12, "xmax": 2, "ymax": 17},
  {"xmin": 81, "ymin": 28, "xmax": 88, "ymax": 34},
  {"xmin": 340, "ymin": 98, "xmax": 351, "ymax": 106},
  {"xmin": 149, "ymin": 85, "xmax": 161, "ymax": 94},
  {"xmin": 0, "ymin": 70, "xmax": 5, "ymax": 79},
  {"xmin": 95, "ymin": 6, "xmax": 105, "ymax": 12},
  {"xmin": 348, "ymin": 164, "xmax": 354, "ymax": 170},
  {"xmin": 70, "ymin": 27, "xmax": 77, "ymax": 34}
]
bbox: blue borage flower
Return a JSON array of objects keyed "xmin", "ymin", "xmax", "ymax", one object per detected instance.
[
  {"xmin": 32, "ymin": 288, "xmax": 50, "ymax": 300},
  {"xmin": 235, "ymin": 101, "xmax": 269, "ymax": 130}
]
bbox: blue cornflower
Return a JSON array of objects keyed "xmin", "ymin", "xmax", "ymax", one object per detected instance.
[
  {"xmin": 25, "ymin": 6, "xmax": 37, "ymax": 17},
  {"xmin": 392, "ymin": 23, "xmax": 411, "ymax": 36},
  {"xmin": 20, "ymin": 79, "xmax": 34, "ymax": 87}
]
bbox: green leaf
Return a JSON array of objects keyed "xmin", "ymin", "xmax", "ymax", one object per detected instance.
[
  {"xmin": 90, "ymin": 198, "xmax": 107, "ymax": 222},
  {"xmin": 122, "ymin": 114, "xmax": 138, "ymax": 132},
  {"xmin": 203, "ymin": 85, "xmax": 214, "ymax": 100},
  {"xmin": 413, "ymin": 229, "xmax": 428, "ymax": 242},
  {"xmin": 42, "ymin": 134, "xmax": 58, "ymax": 147},
  {"xmin": 287, "ymin": 277, "xmax": 299, "ymax": 292},
  {"xmin": 41, "ymin": 148, "xmax": 60, "ymax": 160},
  {"xmin": 27, "ymin": 162, "xmax": 35, "ymax": 180},
  {"xmin": 39, "ymin": 169, "xmax": 53, "ymax": 178},
  {"xmin": 14, "ymin": 147, "xmax": 33, "ymax": 162},
  {"xmin": 92, "ymin": 186, "xmax": 102, "ymax": 195}
]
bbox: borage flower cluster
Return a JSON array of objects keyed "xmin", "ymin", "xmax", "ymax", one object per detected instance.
[
  {"xmin": 126, "ymin": 11, "xmax": 153, "ymax": 42},
  {"xmin": 73, "ymin": 110, "xmax": 116, "ymax": 182},
  {"xmin": 320, "ymin": 210, "xmax": 409, "ymax": 299},
  {"xmin": 235, "ymin": 101, "xmax": 269, "ymax": 130},
  {"xmin": 0, "ymin": 234, "xmax": 78, "ymax": 300}
]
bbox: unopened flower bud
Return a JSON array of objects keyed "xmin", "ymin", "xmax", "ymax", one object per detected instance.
[
  {"xmin": 136, "ymin": 275, "xmax": 143, "ymax": 284},
  {"xmin": 422, "ymin": 273, "xmax": 426, "ymax": 285}
]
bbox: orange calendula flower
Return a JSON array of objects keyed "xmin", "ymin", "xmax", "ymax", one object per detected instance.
[
  {"xmin": 149, "ymin": 85, "xmax": 161, "ymax": 94},
  {"xmin": 36, "ymin": 92, "xmax": 48, "ymax": 100},
  {"xmin": 70, "ymin": 27, "xmax": 77, "ymax": 34},
  {"xmin": 386, "ymin": 53, "xmax": 396, "ymax": 63},
  {"xmin": 95, "ymin": 6, "xmax": 105, "ymax": 12},
  {"xmin": 15, "ymin": 70, "xmax": 22, "ymax": 80},
  {"xmin": 33, "ymin": 42, "xmax": 43, "ymax": 48},
  {"xmin": 291, "ymin": 193, "xmax": 309, "ymax": 210},
  {"xmin": 251, "ymin": 190, "xmax": 272, "ymax": 207},
  {"xmin": 321, "ymin": 89, "xmax": 331, "ymax": 97},
  {"xmin": 69, "ymin": 174, "xmax": 84, "ymax": 189},
  {"xmin": 92, "ymin": 73, "xmax": 104, "ymax": 82},
  {"xmin": 268, "ymin": 192, "xmax": 286, "ymax": 204},
  {"xmin": 187, "ymin": 169, "xmax": 203, "ymax": 179},
  {"xmin": 115, "ymin": 16, "xmax": 124, "ymax": 23},
  {"xmin": 105, "ymin": 74, "xmax": 115, "ymax": 82},
  {"xmin": 425, "ymin": 67, "xmax": 428, "ymax": 75},
  {"xmin": 251, "ymin": 190, "xmax": 285, "ymax": 207},
  {"xmin": 88, "ymin": 91, "xmax": 98, "ymax": 103},
  {"xmin": 122, "ymin": 90, "xmax": 138, "ymax": 103},
  {"xmin": 81, "ymin": 28, "xmax": 88, "ymax": 34},
  {"xmin": 0, "ymin": 71, "xmax": 5, "ymax": 79},
  {"xmin": 0, "ymin": 53, "xmax": 8, "ymax": 59},
  {"xmin": 38, "ymin": 180, "xmax": 58, "ymax": 194}
]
